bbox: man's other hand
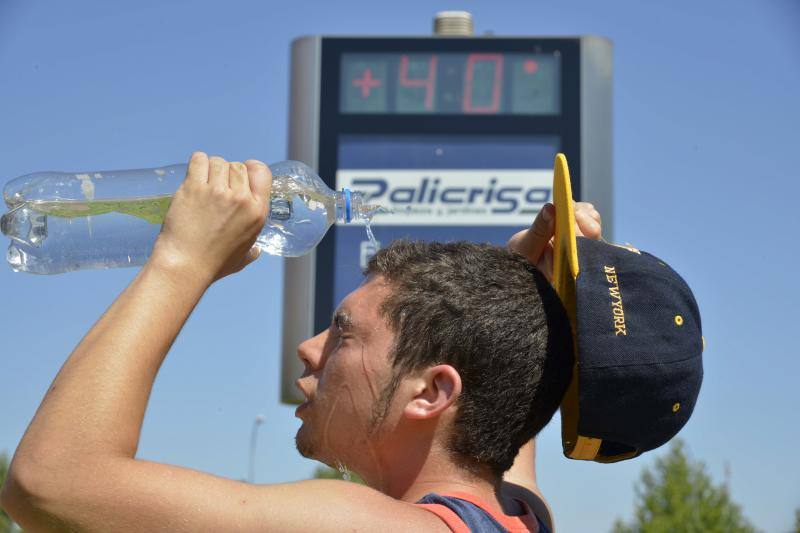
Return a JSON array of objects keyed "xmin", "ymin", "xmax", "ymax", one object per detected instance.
[
  {"xmin": 150, "ymin": 152, "xmax": 272, "ymax": 284},
  {"xmin": 507, "ymin": 201, "xmax": 602, "ymax": 281}
]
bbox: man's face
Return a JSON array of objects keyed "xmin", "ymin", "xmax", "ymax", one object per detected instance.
[{"xmin": 294, "ymin": 275, "xmax": 397, "ymax": 473}]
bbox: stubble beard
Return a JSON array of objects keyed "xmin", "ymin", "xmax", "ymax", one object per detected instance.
[
  {"xmin": 293, "ymin": 372, "xmax": 400, "ymax": 465},
  {"xmin": 295, "ymin": 423, "xmax": 315, "ymax": 459}
]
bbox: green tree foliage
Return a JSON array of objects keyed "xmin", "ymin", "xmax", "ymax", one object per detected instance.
[
  {"xmin": 313, "ymin": 465, "xmax": 365, "ymax": 485},
  {"xmin": 612, "ymin": 440, "xmax": 758, "ymax": 533},
  {"xmin": 1, "ymin": 451, "xmax": 13, "ymax": 533},
  {"xmin": 0, "ymin": 451, "xmax": 25, "ymax": 533},
  {"xmin": 794, "ymin": 507, "xmax": 800, "ymax": 533}
]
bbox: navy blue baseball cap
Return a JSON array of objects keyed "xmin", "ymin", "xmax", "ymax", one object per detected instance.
[{"xmin": 552, "ymin": 154, "xmax": 704, "ymax": 463}]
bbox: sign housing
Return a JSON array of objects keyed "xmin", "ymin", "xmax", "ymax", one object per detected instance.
[{"xmin": 281, "ymin": 36, "xmax": 612, "ymax": 403}]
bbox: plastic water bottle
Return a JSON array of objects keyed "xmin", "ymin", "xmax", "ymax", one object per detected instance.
[{"xmin": 1, "ymin": 160, "xmax": 385, "ymax": 274}]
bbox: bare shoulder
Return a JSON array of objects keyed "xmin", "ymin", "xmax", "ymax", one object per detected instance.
[{"xmin": 258, "ymin": 479, "xmax": 453, "ymax": 532}]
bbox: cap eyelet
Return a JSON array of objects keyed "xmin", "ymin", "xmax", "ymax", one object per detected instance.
[
  {"xmin": 674, "ymin": 315, "xmax": 684, "ymax": 326},
  {"xmin": 672, "ymin": 402, "xmax": 681, "ymax": 413}
]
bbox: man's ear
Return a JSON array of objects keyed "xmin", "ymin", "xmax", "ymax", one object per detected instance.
[{"xmin": 403, "ymin": 365, "xmax": 462, "ymax": 420}]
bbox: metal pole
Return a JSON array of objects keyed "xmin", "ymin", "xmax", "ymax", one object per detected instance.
[{"xmin": 247, "ymin": 414, "xmax": 265, "ymax": 483}]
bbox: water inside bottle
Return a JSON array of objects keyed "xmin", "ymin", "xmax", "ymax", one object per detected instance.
[
  {"xmin": 16, "ymin": 195, "xmax": 392, "ymax": 250},
  {"xmin": 23, "ymin": 196, "xmax": 172, "ymax": 224},
  {"xmin": 14, "ymin": 176, "xmax": 342, "ymax": 228},
  {"xmin": 2, "ymin": 187, "xmax": 392, "ymax": 271},
  {"xmin": 2, "ymin": 197, "xmax": 167, "ymax": 273}
]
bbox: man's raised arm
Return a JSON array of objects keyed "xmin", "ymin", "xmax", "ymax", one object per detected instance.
[
  {"xmin": 0, "ymin": 153, "xmax": 446, "ymax": 532},
  {"xmin": 504, "ymin": 200, "xmax": 603, "ymax": 532}
]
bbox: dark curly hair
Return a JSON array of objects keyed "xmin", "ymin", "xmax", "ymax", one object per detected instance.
[{"xmin": 366, "ymin": 240, "xmax": 573, "ymax": 477}]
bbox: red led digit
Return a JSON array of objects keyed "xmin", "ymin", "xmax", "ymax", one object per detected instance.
[
  {"xmin": 399, "ymin": 55, "xmax": 438, "ymax": 110},
  {"xmin": 353, "ymin": 68, "xmax": 382, "ymax": 98},
  {"xmin": 463, "ymin": 54, "xmax": 504, "ymax": 114}
]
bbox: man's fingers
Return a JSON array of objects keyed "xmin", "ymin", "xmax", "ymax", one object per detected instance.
[
  {"xmin": 229, "ymin": 162, "xmax": 249, "ymax": 192},
  {"xmin": 574, "ymin": 202, "xmax": 602, "ymax": 240},
  {"xmin": 214, "ymin": 245, "xmax": 262, "ymax": 282},
  {"xmin": 536, "ymin": 244, "xmax": 554, "ymax": 281},
  {"xmin": 245, "ymin": 159, "xmax": 272, "ymax": 205},
  {"xmin": 507, "ymin": 203, "xmax": 555, "ymax": 265},
  {"xmin": 246, "ymin": 245, "xmax": 261, "ymax": 264},
  {"xmin": 589, "ymin": 205, "xmax": 601, "ymax": 225},
  {"xmin": 208, "ymin": 156, "xmax": 229, "ymax": 188},
  {"xmin": 235, "ymin": 246, "xmax": 261, "ymax": 274},
  {"xmin": 236, "ymin": 245, "xmax": 261, "ymax": 271},
  {"xmin": 186, "ymin": 152, "xmax": 209, "ymax": 185},
  {"xmin": 509, "ymin": 201, "xmax": 602, "ymax": 259}
]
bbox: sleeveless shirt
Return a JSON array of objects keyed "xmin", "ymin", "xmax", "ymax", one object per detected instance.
[{"xmin": 415, "ymin": 491, "xmax": 551, "ymax": 532}]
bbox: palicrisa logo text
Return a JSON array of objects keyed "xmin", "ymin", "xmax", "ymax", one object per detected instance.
[
  {"xmin": 337, "ymin": 169, "xmax": 553, "ymax": 226},
  {"xmin": 351, "ymin": 177, "xmax": 549, "ymax": 214}
]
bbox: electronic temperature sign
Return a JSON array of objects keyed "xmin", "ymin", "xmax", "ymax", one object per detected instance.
[
  {"xmin": 340, "ymin": 52, "xmax": 560, "ymax": 115},
  {"xmin": 280, "ymin": 36, "xmax": 612, "ymax": 403}
]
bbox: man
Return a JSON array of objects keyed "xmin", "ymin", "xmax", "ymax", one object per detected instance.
[{"xmin": 1, "ymin": 152, "xmax": 603, "ymax": 532}]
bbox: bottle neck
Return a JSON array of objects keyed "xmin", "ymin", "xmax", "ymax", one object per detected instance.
[{"xmin": 334, "ymin": 189, "xmax": 364, "ymax": 224}]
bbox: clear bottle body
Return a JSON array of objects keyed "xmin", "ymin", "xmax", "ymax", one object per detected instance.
[{"xmin": 1, "ymin": 160, "xmax": 366, "ymax": 274}]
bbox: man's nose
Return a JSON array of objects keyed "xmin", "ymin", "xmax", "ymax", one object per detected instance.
[{"xmin": 296, "ymin": 329, "xmax": 328, "ymax": 374}]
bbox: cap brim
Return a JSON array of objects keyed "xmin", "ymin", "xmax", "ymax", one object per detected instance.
[
  {"xmin": 552, "ymin": 153, "xmax": 603, "ymax": 460},
  {"xmin": 552, "ymin": 153, "xmax": 579, "ymax": 305}
]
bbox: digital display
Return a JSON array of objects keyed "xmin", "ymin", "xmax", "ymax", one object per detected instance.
[{"xmin": 340, "ymin": 52, "xmax": 560, "ymax": 115}]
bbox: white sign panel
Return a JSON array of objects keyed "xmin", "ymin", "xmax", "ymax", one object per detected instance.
[{"xmin": 336, "ymin": 169, "xmax": 552, "ymax": 226}]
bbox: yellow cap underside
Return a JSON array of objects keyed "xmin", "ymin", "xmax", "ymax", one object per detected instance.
[
  {"xmin": 552, "ymin": 153, "xmax": 580, "ymax": 295},
  {"xmin": 552, "ymin": 153, "xmax": 599, "ymax": 461}
]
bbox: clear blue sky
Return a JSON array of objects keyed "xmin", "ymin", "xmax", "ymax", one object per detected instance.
[{"xmin": 1, "ymin": 1, "xmax": 798, "ymax": 531}]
